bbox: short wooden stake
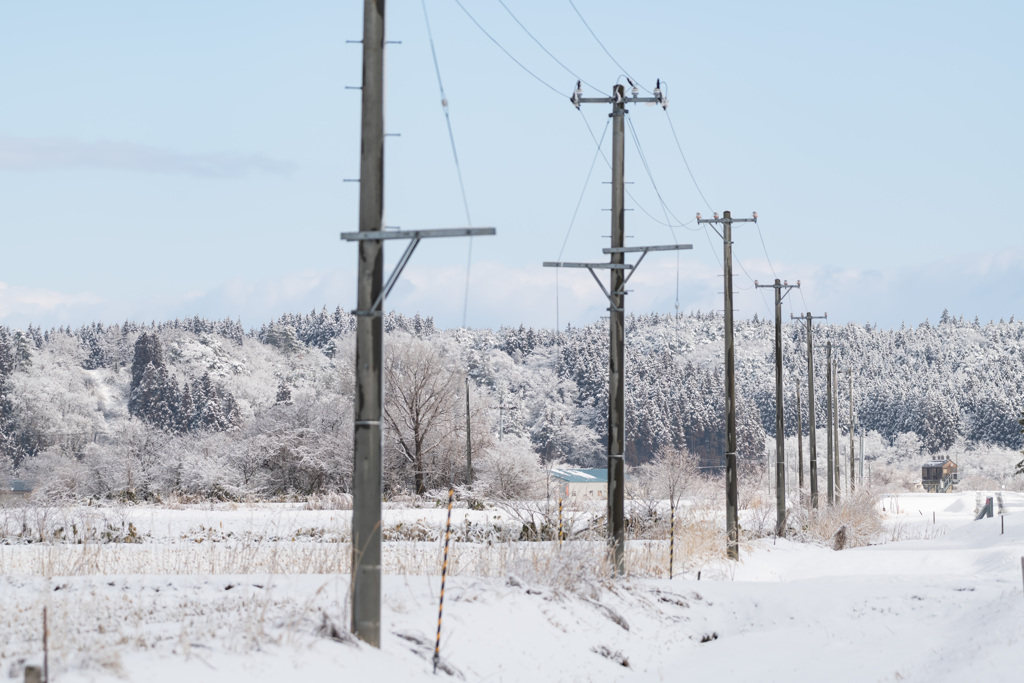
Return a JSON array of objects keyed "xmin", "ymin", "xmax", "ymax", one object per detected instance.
[
  {"xmin": 23, "ymin": 666, "xmax": 42, "ymax": 683},
  {"xmin": 433, "ymin": 487, "xmax": 455, "ymax": 675},
  {"xmin": 1002, "ymin": 515, "xmax": 1005, "ymax": 535}
]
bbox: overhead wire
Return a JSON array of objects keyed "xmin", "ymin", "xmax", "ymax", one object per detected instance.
[
  {"xmin": 451, "ymin": 0, "xmax": 566, "ymax": 98},
  {"xmin": 496, "ymin": 0, "xmax": 608, "ymax": 96},
  {"xmin": 567, "ymin": 0, "xmax": 652, "ymax": 94},
  {"xmin": 422, "ymin": 0, "xmax": 476, "ymax": 328},
  {"xmin": 577, "ymin": 111, "xmax": 696, "ymax": 231},
  {"xmin": 624, "ymin": 115, "xmax": 685, "ymax": 314},
  {"xmin": 625, "ymin": 116, "xmax": 678, "ymax": 242},
  {"xmin": 555, "ymin": 119, "xmax": 611, "ymax": 335},
  {"xmin": 455, "ymin": 0, "xmax": 787, "ymax": 325}
]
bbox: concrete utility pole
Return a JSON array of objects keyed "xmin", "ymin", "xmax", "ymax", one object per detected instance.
[
  {"xmin": 793, "ymin": 312, "xmax": 826, "ymax": 509},
  {"xmin": 796, "ymin": 381, "xmax": 804, "ymax": 491},
  {"xmin": 859, "ymin": 424, "xmax": 865, "ymax": 486},
  {"xmin": 344, "ymin": 0, "xmax": 495, "ymax": 646},
  {"xmin": 755, "ymin": 278, "xmax": 800, "ymax": 537},
  {"xmin": 699, "ymin": 210, "xmax": 758, "ymax": 560},
  {"xmin": 847, "ymin": 368, "xmax": 855, "ymax": 494},
  {"xmin": 547, "ymin": 80, "xmax": 680, "ymax": 576},
  {"xmin": 825, "ymin": 341, "xmax": 834, "ymax": 505},
  {"xmin": 350, "ymin": 0, "xmax": 386, "ymax": 647},
  {"xmin": 465, "ymin": 376, "xmax": 473, "ymax": 487},
  {"xmin": 832, "ymin": 358, "xmax": 841, "ymax": 503}
]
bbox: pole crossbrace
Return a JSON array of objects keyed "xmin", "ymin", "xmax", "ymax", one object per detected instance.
[{"xmin": 342, "ymin": 227, "xmax": 496, "ymax": 315}]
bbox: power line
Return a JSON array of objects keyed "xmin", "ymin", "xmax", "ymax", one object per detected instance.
[
  {"xmin": 625, "ymin": 116, "xmax": 677, "ymax": 242},
  {"xmin": 555, "ymin": 118, "xmax": 610, "ymax": 335},
  {"xmin": 577, "ymin": 111, "xmax": 693, "ymax": 231},
  {"xmin": 422, "ymin": 0, "xmax": 476, "ymax": 328},
  {"xmin": 662, "ymin": 99, "xmax": 714, "ymax": 213},
  {"xmin": 567, "ymin": 0, "xmax": 651, "ymax": 94},
  {"xmin": 625, "ymin": 115, "xmax": 686, "ymax": 313},
  {"xmin": 496, "ymin": 0, "xmax": 607, "ymax": 96},
  {"xmin": 558, "ymin": 120, "xmax": 610, "ymax": 260},
  {"xmin": 755, "ymin": 221, "xmax": 779, "ymax": 280},
  {"xmin": 452, "ymin": 0, "xmax": 565, "ymax": 98}
]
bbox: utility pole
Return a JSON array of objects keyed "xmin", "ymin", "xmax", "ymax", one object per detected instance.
[
  {"xmin": 349, "ymin": 0, "xmax": 386, "ymax": 647},
  {"xmin": 344, "ymin": 0, "xmax": 495, "ymax": 646},
  {"xmin": 793, "ymin": 312, "xmax": 826, "ymax": 509},
  {"xmin": 796, "ymin": 381, "xmax": 804, "ymax": 492},
  {"xmin": 847, "ymin": 368, "xmax": 855, "ymax": 494},
  {"xmin": 825, "ymin": 341, "xmax": 834, "ymax": 505},
  {"xmin": 547, "ymin": 80, "xmax": 679, "ymax": 575},
  {"xmin": 699, "ymin": 210, "xmax": 758, "ymax": 560},
  {"xmin": 833, "ymin": 358, "xmax": 841, "ymax": 503},
  {"xmin": 466, "ymin": 376, "xmax": 473, "ymax": 487},
  {"xmin": 755, "ymin": 279, "xmax": 800, "ymax": 537},
  {"xmin": 859, "ymin": 424, "xmax": 865, "ymax": 486}
]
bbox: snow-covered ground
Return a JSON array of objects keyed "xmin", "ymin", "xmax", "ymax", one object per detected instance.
[{"xmin": 2, "ymin": 492, "xmax": 1022, "ymax": 682}]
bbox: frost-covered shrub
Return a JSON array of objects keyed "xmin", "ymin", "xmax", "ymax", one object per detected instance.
[
  {"xmin": 477, "ymin": 435, "xmax": 543, "ymax": 499},
  {"xmin": 787, "ymin": 490, "xmax": 884, "ymax": 548}
]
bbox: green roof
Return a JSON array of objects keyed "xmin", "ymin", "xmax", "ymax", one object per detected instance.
[{"xmin": 550, "ymin": 468, "xmax": 607, "ymax": 484}]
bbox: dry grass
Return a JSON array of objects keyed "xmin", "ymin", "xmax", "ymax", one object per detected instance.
[{"xmin": 786, "ymin": 490, "xmax": 885, "ymax": 548}]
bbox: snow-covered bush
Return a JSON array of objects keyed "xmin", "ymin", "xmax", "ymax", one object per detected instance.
[{"xmin": 476, "ymin": 435, "xmax": 543, "ymax": 499}]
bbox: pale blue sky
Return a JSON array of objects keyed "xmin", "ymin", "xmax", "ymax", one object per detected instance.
[{"xmin": 0, "ymin": 1, "xmax": 1021, "ymax": 331}]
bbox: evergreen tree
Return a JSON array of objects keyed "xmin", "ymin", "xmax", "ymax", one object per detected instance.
[{"xmin": 276, "ymin": 381, "xmax": 292, "ymax": 405}]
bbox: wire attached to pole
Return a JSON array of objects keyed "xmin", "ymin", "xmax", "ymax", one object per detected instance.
[{"xmin": 422, "ymin": 0, "xmax": 476, "ymax": 327}]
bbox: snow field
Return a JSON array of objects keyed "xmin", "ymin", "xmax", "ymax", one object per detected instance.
[{"xmin": 0, "ymin": 492, "xmax": 1022, "ymax": 681}]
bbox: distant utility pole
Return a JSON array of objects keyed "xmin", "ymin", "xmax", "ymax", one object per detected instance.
[
  {"xmin": 755, "ymin": 278, "xmax": 800, "ymax": 537},
  {"xmin": 699, "ymin": 210, "xmax": 758, "ymax": 560},
  {"xmin": 343, "ymin": 0, "xmax": 495, "ymax": 647},
  {"xmin": 859, "ymin": 424, "xmax": 865, "ymax": 486},
  {"xmin": 832, "ymin": 358, "xmax": 841, "ymax": 503},
  {"xmin": 846, "ymin": 368, "xmax": 854, "ymax": 494},
  {"xmin": 466, "ymin": 376, "xmax": 473, "ymax": 487},
  {"xmin": 796, "ymin": 381, "xmax": 804, "ymax": 491},
  {"xmin": 546, "ymin": 80, "xmax": 681, "ymax": 576},
  {"xmin": 825, "ymin": 341, "xmax": 834, "ymax": 505},
  {"xmin": 793, "ymin": 312, "xmax": 827, "ymax": 509}
]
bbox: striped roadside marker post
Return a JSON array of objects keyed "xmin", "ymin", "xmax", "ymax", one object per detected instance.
[
  {"xmin": 433, "ymin": 487, "xmax": 455, "ymax": 674},
  {"xmin": 669, "ymin": 503, "xmax": 675, "ymax": 579},
  {"xmin": 558, "ymin": 497, "xmax": 563, "ymax": 548}
]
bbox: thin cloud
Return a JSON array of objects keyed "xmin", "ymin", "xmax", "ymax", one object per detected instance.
[
  {"xmin": 2, "ymin": 248, "xmax": 1023, "ymax": 331},
  {"xmin": 0, "ymin": 135, "xmax": 294, "ymax": 178},
  {"xmin": 0, "ymin": 282, "xmax": 103, "ymax": 326}
]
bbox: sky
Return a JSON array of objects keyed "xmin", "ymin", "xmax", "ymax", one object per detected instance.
[{"xmin": 0, "ymin": 1, "xmax": 1022, "ymax": 332}]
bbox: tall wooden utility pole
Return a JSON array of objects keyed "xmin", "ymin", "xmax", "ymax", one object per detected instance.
[
  {"xmin": 547, "ymin": 80, "xmax": 683, "ymax": 575},
  {"xmin": 796, "ymin": 382, "xmax": 804, "ymax": 491},
  {"xmin": 699, "ymin": 210, "xmax": 758, "ymax": 560},
  {"xmin": 755, "ymin": 279, "xmax": 800, "ymax": 537},
  {"xmin": 344, "ymin": 0, "xmax": 495, "ymax": 646},
  {"xmin": 465, "ymin": 376, "xmax": 473, "ymax": 487},
  {"xmin": 825, "ymin": 341, "xmax": 834, "ymax": 505},
  {"xmin": 793, "ymin": 312, "xmax": 826, "ymax": 508}
]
